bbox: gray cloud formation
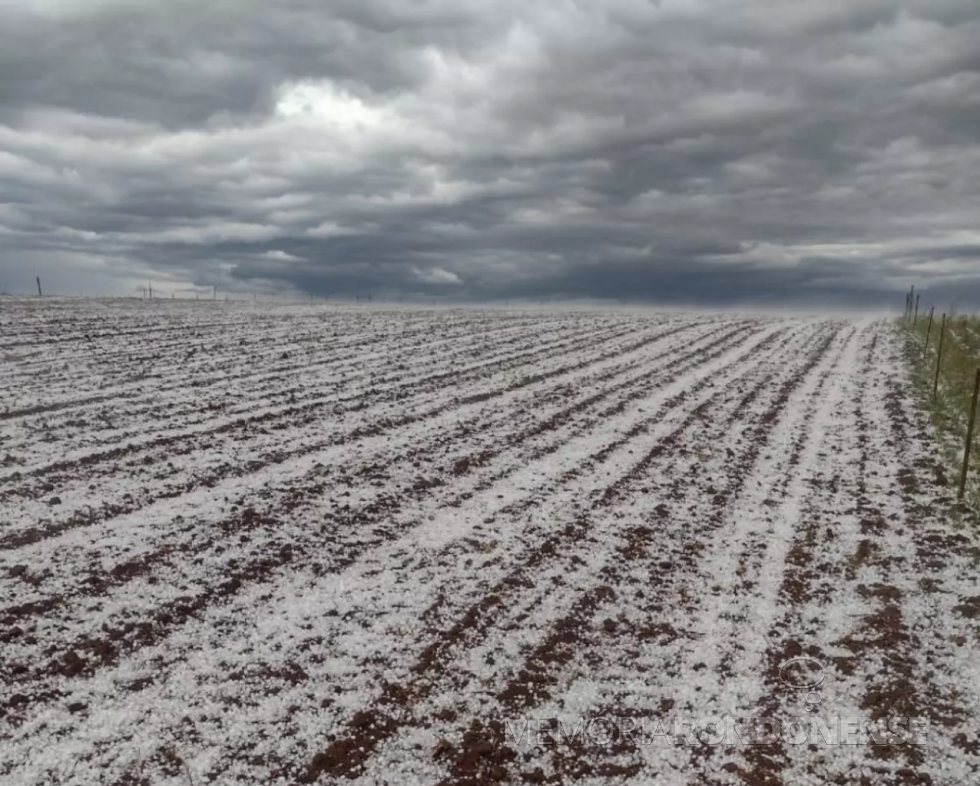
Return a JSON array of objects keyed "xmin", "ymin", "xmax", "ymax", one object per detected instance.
[{"xmin": 1, "ymin": 0, "xmax": 980, "ymax": 306}]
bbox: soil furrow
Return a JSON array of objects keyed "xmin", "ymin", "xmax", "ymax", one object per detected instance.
[
  {"xmin": 0, "ymin": 321, "xmax": 717, "ymax": 553},
  {"xmin": 291, "ymin": 325, "xmax": 842, "ymax": 784},
  {"xmin": 0, "ymin": 320, "xmax": 745, "ymax": 633},
  {"xmin": 0, "ymin": 319, "xmax": 647, "ymax": 486},
  {"xmin": 0, "ymin": 322, "xmax": 768, "ymax": 698}
]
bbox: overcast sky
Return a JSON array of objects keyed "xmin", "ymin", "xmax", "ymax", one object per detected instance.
[{"xmin": 1, "ymin": 0, "xmax": 979, "ymax": 306}]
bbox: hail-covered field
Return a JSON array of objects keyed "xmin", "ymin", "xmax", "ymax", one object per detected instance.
[{"xmin": 1, "ymin": 298, "xmax": 979, "ymax": 786}]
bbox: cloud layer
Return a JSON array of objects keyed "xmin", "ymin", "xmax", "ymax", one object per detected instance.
[{"xmin": 2, "ymin": 0, "xmax": 980, "ymax": 305}]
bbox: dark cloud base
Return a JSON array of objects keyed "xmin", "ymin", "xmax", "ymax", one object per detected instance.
[{"xmin": 2, "ymin": 0, "xmax": 980, "ymax": 307}]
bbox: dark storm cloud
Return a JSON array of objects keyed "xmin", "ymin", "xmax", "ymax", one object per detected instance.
[{"xmin": 1, "ymin": 0, "xmax": 980, "ymax": 306}]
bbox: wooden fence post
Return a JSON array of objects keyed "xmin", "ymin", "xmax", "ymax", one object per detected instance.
[
  {"xmin": 914, "ymin": 294, "xmax": 920, "ymax": 324},
  {"xmin": 933, "ymin": 313, "xmax": 947, "ymax": 400},
  {"xmin": 36, "ymin": 276, "xmax": 43, "ymax": 297},
  {"xmin": 959, "ymin": 369, "xmax": 980, "ymax": 500}
]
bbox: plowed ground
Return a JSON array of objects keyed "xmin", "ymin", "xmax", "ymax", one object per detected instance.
[{"xmin": 1, "ymin": 300, "xmax": 978, "ymax": 785}]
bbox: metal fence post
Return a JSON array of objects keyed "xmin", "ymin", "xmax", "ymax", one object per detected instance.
[
  {"xmin": 924, "ymin": 307, "xmax": 934, "ymax": 357},
  {"xmin": 933, "ymin": 313, "xmax": 947, "ymax": 400},
  {"xmin": 959, "ymin": 369, "xmax": 980, "ymax": 500}
]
